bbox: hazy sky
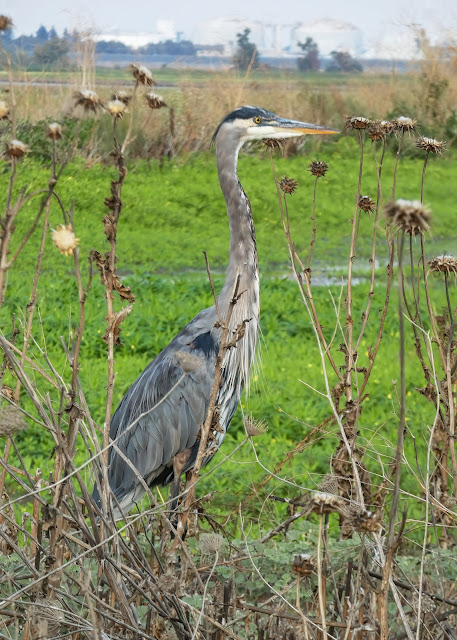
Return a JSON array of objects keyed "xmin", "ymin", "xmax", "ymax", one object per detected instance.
[{"xmin": 5, "ymin": 0, "xmax": 457, "ymax": 44}]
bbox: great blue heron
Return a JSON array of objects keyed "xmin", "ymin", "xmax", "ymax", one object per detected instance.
[{"xmin": 93, "ymin": 106, "xmax": 338, "ymax": 517}]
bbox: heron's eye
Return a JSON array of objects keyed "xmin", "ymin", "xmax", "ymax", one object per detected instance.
[{"xmin": 254, "ymin": 116, "xmax": 262, "ymax": 124}]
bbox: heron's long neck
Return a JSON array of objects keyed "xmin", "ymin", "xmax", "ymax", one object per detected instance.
[{"xmin": 216, "ymin": 138, "xmax": 259, "ymax": 304}]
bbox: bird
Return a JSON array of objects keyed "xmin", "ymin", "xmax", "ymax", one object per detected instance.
[{"xmin": 93, "ymin": 106, "xmax": 338, "ymax": 517}]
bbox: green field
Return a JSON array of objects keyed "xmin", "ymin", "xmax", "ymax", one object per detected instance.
[{"xmin": 1, "ymin": 136, "xmax": 453, "ymax": 509}]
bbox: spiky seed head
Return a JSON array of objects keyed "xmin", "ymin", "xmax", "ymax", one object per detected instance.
[
  {"xmin": 0, "ymin": 16, "xmax": 13, "ymax": 32},
  {"xmin": 416, "ymin": 136, "xmax": 445, "ymax": 154},
  {"xmin": 130, "ymin": 63, "xmax": 154, "ymax": 86},
  {"xmin": 107, "ymin": 99, "xmax": 127, "ymax": 119},
  {"xmin": 385, "ymin": 199, "xmax": 431, "ymax": 236},
  {"xmin": 74, "ymin": 89, "xmax": 101, "ymax": 112},
  {"xmin": 0, "ymin": 100, "xmax": 9, "ymax": 120},
  {"xmin": 392, "ymin": 116, "xmax": 417, "ymax": 133},
  {"xmin": 199, "ymin": 532, "xmax": 224, "ymax": 555},
  {"xmin": 292, "ymin": 554, "xmax": 314, "ymax": 577},
  {"xmin": 145, "ymin": 91, "xmax": 167, "ymax": 109},
  {"xmin": 0, "ymin": 406, "xmax": 28, "ymax": 437},
  {"xmin": 428, "ymin": 255, "xmax": 457, "ymax": 275},
  {"xmin": 367, "ymin": 120, "xmax": 384, "ymax": 141},
  {"xmin": 111, "ymin": 90, "xmax": 131, "ymax": 105},
  {"xmin": 345, "ymin": 116, "xmax": 371, "ymax": 130},
  {"xmin": 279, "ymin": 176, "xmax": 298, "ymax": 195},
  {"xmin": 51, "ymin": 224, "xmax": 80, "ymax": 256},
  {"xmin": 317, "ymin": 474, "xmax": 339, "ymax": 495},
  {"xmin": 263, "ymin": 138, "xmax": 283, "ymax": 149},
  {"xmin": 380, "ymin": 120, "xmax": 395, "ymax": 136},
  {"xmin": 358, "ymin": 195, "xmax": 375, "ymax": 213},
  {"xmin": 243, "ymin": 413, "xmax": 268, "ymax": 437},
  {"xmin": 4, "ymin": 139, "xmax": 29, "ymax": 159},
  {"xmin": 47, "ymin": 122, "xmax": 62, "ymax": 140},
  {"xmin": 176, "ymin": 351, "xmax": 204, "ymax": 373},
  {"xmin": 308, "ymin": 160, "xmax": 329, "ymax": 177}
]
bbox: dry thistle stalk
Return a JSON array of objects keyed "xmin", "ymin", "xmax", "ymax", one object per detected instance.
[
  {"xmin": 243, "ymin": 413, "xmax": 268, "ymax": 437},
  {"xmin": 416, "ymin": 136, "xmax": 445, "ymax": 154},
  {"xmin": 263, "ymin": 138, "xmax": 283, "ymax": 149},
  {"xmin": 129, "ymin": 62, "xmax": 154, "ymax": 86},
  {"xmin": 345, "ymin": 116, "xmax": 371, "ymax": 130},
  {"xmin": 107, "ymin": 99, "xmax": 127, "ymax": 119},
  {"xmin": 0, "ymin": 16, "xmax": 13, "ymax": 31},
  {"xmin": 385, "ymin": 199, "xmax": 431, "ymax": 235},
  {"xmin": 4, "ymin": 139, "xmax": 29, "ymax": 159},
  {"xmin": 199, "ymin": 532, "xmax": 224, "ymax": 555},
  {"xmin": 392, "ymin": 116, "xmax": 417, "ymax": 133},
  {"xmin": 0, "ymin": 100, "xmax": 9, "ymax": 121},
  {"xmin": 279, "ymin": 176, "xmax": 298, "ymax": 195},
  {"xmin": 47, "ymin": 122, "xmax": 63, "ymax": 140},
  {"xmin": 292, "ymin": 553, "xmax": 315, "ymax": 577},
  {"xmin": 308, "ymin": 160, "xmax": 328, "ymax": 177},
  {"xmin": 428, "ymin": 255, "xmax": 457, "ymax": 275},
  {"xmin": 367, "ymin": 120, "xmax": 384, "ymax": 141},
  {"xmin": 0, "ymin": 405, "xmax": 28, "ymax": 437},
  {"xmin": 51, "ymin": 224, "xmax": 80, "ymax": 256},
  {"xmin": 74, "ymin": 89, "xmax": 102, "ymax": 112},
  {"xmin": 358, "ymin": 195, "xmax": 375, "ymax": 213},
  {"xmin": 111, "ymin": 90, "xmax": 131, "ymax": 105},
  {"xmin": 145, "ymin": 91, "xmax": 167, "ymax": 109}
]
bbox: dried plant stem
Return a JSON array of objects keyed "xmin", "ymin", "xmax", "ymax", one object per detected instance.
[
  {"xmin": 392, "ymin": 132, "xmax": 404, "ymax": 200},
  {"xmin": 316, "ymin": 514, "xmax": 328, "ymax": 640},
  {"xmin": 420, "ymin": 151, "xmax": 429, "ymax": 204},
  {"xmin": 306, "ymin": 176, "xmax": 319, "ymax": 269},
  {"xmin": 345, "ymin": 130, "xmax": 364, "ymax": 401}
]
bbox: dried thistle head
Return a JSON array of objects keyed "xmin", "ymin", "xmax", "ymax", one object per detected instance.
[
  {"xmin": 0, "ymin": 16, "xmax": 13, "ymax": 32},
  {"xmin": 4, "ymin": 139, "xmax": 29, "ymax": 159},
  {"xmin": 292, "ymin": 554, "xmax": 314, "ymax": 577},
  {"xmin": 380, "ymin": 120, "xmax": 395, "ymax": 136},
  {"xmin": 345, "ymin": 116, "xmax": 371, "ymax": 130},
  {"xmin": 107, "ymin": 99, "xmax": 127, "ymax": 119},
  {"xmin": 416, "ymin": 136, "xmax": 445, "ymax": 154},
  {"xmin": 279, "ymin": 176, "xmax": 298, "ymax": 195},
  {"xmin": 263, "ymin": 138, "xmax": 283, "ymax": 149},
  {"xmin": 243, "ymin": 413, "xmax": 268, "ymax": 437},
  {"xmin": 111, "ymin": 90, "xmax": 131, "ymax": 105},
  {"xmin": 199, "ymin": 532, "xmax": 224, "ymax": 555},
  {"xmin": 385, "ymin": 199, "xmax": 431, "ymax": 236},
  {"xmin": 175, "ymin": 351, "xmax": 204, "ymax": 373},
  {"xmin": 51, "ymin": 224, "xmax": 80, "ymax": 256},
  {"xmin": 47, "ymin": 122, "xmax": 62, "ymax": 140},
  {"xmin": 428, "ymin": 255, "xmax": 457, "ymax": 275},
  {"xmin": 358, "ymin": 195, "xmax": 375, "ymax": 213},
  {"xmin": 392, "ymin": 116, "xmax": 417, "ymax": 133},
  {"xmin": 308, "ymin": 160, "xmax": 328, "ymax": 178},
  {"xmin": 317, "ymin": 474, "xmax": 338, "ymax": 495},
  {"xmin": 74, "ymin": 89, "xmax": 101, "ymax": 112},
  {"xmin": 130, "ymin": 63, "xmax": 154, "ymax": 86},
  {"xmin": 0, "ymin": 405, "xmax": 28, "ymax": 437},
  {"xmin": 0, "ymin": 100, "xmax": 9, "ymax": 121},
  {"xmin": 145, "ymin": 91, "xmax": 167, "ymax": 109},
  {"xmin": 367, "ymin": 120, "xmax": 384, "ymax": 142}
]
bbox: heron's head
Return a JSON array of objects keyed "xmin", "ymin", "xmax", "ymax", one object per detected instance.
[{"xmin": 213, "ymin": 105, "xmax": 339, "ymax": 147}]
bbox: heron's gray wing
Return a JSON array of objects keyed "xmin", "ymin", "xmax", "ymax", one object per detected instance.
[{"xmin": 106, "ymin": 307, "xmax": 220, "ymax": 503}]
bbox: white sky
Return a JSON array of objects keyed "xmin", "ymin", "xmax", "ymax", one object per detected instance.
[{"xmin": 5, "ymin": 0, "xmax": 457, "ymax": 46}]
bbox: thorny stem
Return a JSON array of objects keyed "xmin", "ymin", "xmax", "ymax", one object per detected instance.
[
  {"xmin": 268, "ymin": 150, "xmax": 342, "ymax": 381},
  {"xmin": 420, "ymin": 151, "xmax": 429, "ymax": 204},
  {"xmin": 392, "ymin": 131, "xmax": 404, "ymax": 200},
  {"xmin": 388, "ymin": 231, "xmax": 406, "ymax": 549},
  {"xmin": 345, "ymin": 130, "xmax": 364, "ymax": 401},
  {"xmin": 306, "ymin": 176, "xmax": 319, "ymax": 269}
]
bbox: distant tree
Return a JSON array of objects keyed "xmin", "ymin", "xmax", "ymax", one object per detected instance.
[
  {"xmin": 96, "ymin": 40, "xmax": 131, "ymax": 54},
  {"xmin": 33, "ymin": 37, "xmax": 69, "ymax": 66},
  {"xmin": 35, "ymin": 25, "xmax": 48, "ymax": 42},
  {"xmin": 326, "ymin": 50, "xmax": 363, "ymax": 73},
  {"xmin": 233, "ymin": 28, "xmax": 259, "ymax": 72},
  {"xmin": 141, "ymin": 39, "xmax": 196, "ymax": 55},
  {"xmin": 48, "ymin": 26, "xmax": 58, "ymax": 40},
  {"xmin": 297, "ymin": 37, "xmax": 320, "ymax": 72}
]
